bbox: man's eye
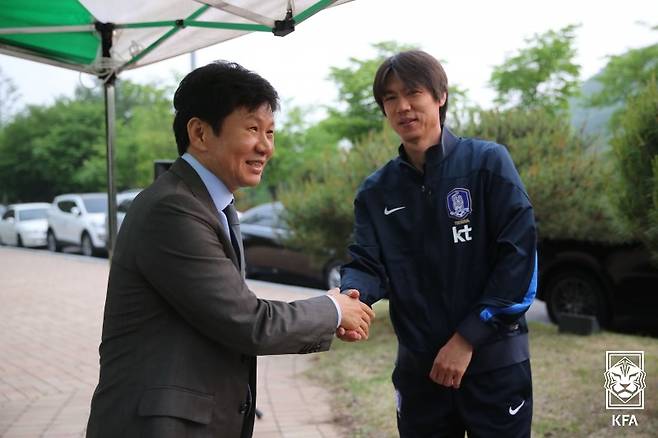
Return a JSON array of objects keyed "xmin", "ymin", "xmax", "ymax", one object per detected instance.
[
  {"xmin": 249, "ymin": 126, "xmax": 258, "ymax": 132},
  {"xmin": 383, "ymin": 95, "xmax": 396, "ymax": 102}
]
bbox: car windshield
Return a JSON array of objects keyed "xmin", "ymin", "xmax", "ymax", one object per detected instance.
[
  {"xmin": 18, "ymin": 208, "xmax": 48, "ymax": 221},
  {"xmin": 83, "ymin": 197, "xmax": 108, "ymax": 213}
]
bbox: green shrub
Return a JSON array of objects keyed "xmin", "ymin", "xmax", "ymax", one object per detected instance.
[
  {"xmin": 610, "ymin": 78, "xmax": 658, "ymax": 261},
  {"xmin": 461, "ymin": 108, "xmax": 629, "ymax": 242},
  {"xmin": 279, "ymin": 128, "xmax": 398, "ymax": 264}
]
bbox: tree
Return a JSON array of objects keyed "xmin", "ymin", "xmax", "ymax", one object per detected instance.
[
  {"xmin": 0, "ymin": 78, "xmax": 176, "ymax": 202},
  {"xmin": 279, "ymin": 127, "xmax": 399, "ymax": 263},
  {"xmin": 74, "ymin": 78, "xmax": 175, "ymax": 123},
  {"xmin": 460, "ymin": 107, "xmax": 628, "ymax": 242},
  {"xmin": 610, "ymin": 78, "xmax": 658, "ymax": 261},
  {"xmin": 76, "ymin": 79, "xmax": 177, "ymax": 190},
  {"xmin": 0, "ymin": 66, "xmax": 20, "ymax": 126},
  {"xmin": 0, "ymin": 98, "xmax": 105, "ymax": 201},
  {"xmin": 587, "ymin": 26, "xmax": 657, "ymax": 108},
  {"xmin": 489, "ymin": 24, "xmax": 581, "ymax": 114},
  {"xmin": 323, "ymin": 41, "xmax": 415, "ymax": 142}
]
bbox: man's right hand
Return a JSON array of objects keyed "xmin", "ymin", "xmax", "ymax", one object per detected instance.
[{"xmin": 328, "ymin": 288, "xmax": 375, "ymax": 340}]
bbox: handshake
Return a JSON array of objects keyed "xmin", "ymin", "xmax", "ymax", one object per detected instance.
[{"xmin": 327, "ymin": 288, "xmax": 375, "ymax": 342}]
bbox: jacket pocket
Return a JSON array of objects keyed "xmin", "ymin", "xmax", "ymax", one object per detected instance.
[{"xmin": 138, "ymin": 386, "xmax": 215, "ymax": 424}]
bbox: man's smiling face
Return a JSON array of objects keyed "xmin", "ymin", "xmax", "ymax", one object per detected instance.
[
  {"xmin": 382, "ymin": 73, "xmax": 445, "ymax": 152},
  {"xmin": 204, "ymin": 103, "xmax": 275, "ymax": 192}
]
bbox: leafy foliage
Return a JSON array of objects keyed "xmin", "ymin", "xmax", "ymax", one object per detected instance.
[
  {"xmin": 587, "ymin": 40, "xmax": 658, "ymax": 108},
  {"xmin": 460, "ymin": 108, "xmax": 629, "ymax": 242},
  {"xmin": 489, "ymin": 24, "xmax": 581, "ymax": 114},
  {"xmin": 279, "ymin": 127, "xmax": 399, "ymax": 262},
  {"xmin": 0, "ymin": 99, "xmax": 105, "ymax": 201},
  {"xmin": 0, "ymin": 79, "xmax": 176, "ymax": 202},
  {"xmin": 323, "ymin": 41, "xmax": 416, "ymax": 142},
  {"xmin": 610, "ymin": 78, "xmax": 658, "ymax": 260}
]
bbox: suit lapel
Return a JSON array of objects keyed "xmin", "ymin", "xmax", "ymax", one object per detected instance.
[{"xmin": 169, "ymin": 158, "xmax": 241, "ymax": 270}]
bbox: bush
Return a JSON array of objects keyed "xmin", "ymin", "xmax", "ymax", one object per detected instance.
[
  {"xmin": 279, "ymin": 128, "xmax": 398, "ymax": 264},
  {"xmin": 610, "ymin": 78, "xmax": 658, "ymax": 261},
  {"xmin": 461, "ymin": 108, "xmax": 629, "ymax": 242}
]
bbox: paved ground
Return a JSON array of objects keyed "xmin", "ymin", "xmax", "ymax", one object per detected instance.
[{"xmin": 0, "ymin": 247, "xmax": 345, "ymax": 437}]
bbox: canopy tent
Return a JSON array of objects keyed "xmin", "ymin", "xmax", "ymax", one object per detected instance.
[{"xmin": 0, "ymin": 0, "xmax": 351, "ymax": 256}]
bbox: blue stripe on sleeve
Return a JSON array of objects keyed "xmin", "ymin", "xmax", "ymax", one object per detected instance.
[{"xmin": 479, "ymin": 253, "xmax": 538, "ymax": 322}]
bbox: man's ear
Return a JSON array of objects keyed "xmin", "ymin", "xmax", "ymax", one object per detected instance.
[
  {"xmin": 187, "ymin": 117, "xmax": 207, "ymax": 152},
  {"xmin": 438, "ymin": 92, "xmax": 447, "ymax": 107}
]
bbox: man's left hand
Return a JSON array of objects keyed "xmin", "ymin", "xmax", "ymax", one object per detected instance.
[{"xmin": 429, "ymin": 332, "xmax": 473, "ymax": 388}]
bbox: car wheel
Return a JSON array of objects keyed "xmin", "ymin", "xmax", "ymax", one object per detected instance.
[
  {"xmin": 324, "ymin": 261, "xmax": 343, "ymax": 290},
  {"xmin": 545, "ymin": 269, "xmax": 610, "ymax": 327},
  {"xmin": 81, "ymin": 232, "xmax": 95, "ymax": 257},
  {"xmin": 47, "ymin": 230, "xmax": 61, "ymax": 252},
  {"xmin": 16, "ymin": 234, "xmax": 23, "ymax": 247}
]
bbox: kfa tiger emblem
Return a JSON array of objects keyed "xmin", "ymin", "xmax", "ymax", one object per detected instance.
[{"xmin": 604, "ymin": 352, "xmax": 646, "ymax": 409}]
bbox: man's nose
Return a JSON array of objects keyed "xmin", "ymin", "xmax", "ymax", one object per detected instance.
[
  {"xmin": 256, "ymin": 134, "xmax": 274, "ymax": 156},
  {"xmin": 396, "ymin": 96, "xmax": 411, "ymax": 112}
]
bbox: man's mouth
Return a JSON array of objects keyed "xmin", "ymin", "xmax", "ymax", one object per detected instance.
[
  {"xmin": 398, "ymin": 117, "xmax": 417, "ymax": 127},
  {"xmin": 246, "ymin": 160, "xmax": 265, "ymax": 172}
]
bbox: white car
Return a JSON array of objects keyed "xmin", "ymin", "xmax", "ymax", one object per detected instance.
[
  {"xmin": 47, "ymin": 193, "xmax": 108, "ymax": 257},
  {"xmin": 105, "ymin": 189, "xmax": 142, "ymax": 245},
  {"xmin": 0, "ymin": 202, "xmax": 51, "ymax": 247}
]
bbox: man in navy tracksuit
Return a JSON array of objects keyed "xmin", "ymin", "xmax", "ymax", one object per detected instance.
[{"xmin": 339, "ymin": 50, "xmax": 537, "ymax": 437}]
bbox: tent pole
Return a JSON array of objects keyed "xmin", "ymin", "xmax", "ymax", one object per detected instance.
[
  {"xmin": 104, "ymin": 78, "xmax": 118, "ymax": 261},
  {"xmin": 97, "ymin": 21, "xmax": 118, "ymax": 261}
]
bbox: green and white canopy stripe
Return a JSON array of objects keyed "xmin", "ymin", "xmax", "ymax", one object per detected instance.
[{"xmin": 0, "ymin": 0, "xmax": 351, "ymax": 77}]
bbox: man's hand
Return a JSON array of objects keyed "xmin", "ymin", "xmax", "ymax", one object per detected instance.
[
  {"xmin": 328, "ymin": 288, "xmax": 375, "ymax": 341},
  {"xmin": 335, "ymin": 289, "xmax": 369, "ymax": 342},
  {"xmin": 429, "ymin": 332, "xmax": 473, "ymax": 388}
]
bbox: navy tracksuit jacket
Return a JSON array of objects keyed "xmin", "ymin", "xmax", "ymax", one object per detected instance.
[{"xmin": 341, "ymin": 127, "xmax": 538, "ymax": 376}]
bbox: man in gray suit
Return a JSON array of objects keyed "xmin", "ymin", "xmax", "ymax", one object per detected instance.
[{"xmin": 86, "ymin": 61, "xmax": 374, "ymax": 438}]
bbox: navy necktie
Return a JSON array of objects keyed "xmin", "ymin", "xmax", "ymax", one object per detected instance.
[{"xmin": 222, "ymin": 203, "xmax": 244, "ymax": 276}]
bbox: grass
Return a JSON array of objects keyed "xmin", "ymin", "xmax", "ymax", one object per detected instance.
[{"xmin": 306, "ymin": 301, "xmax": 658, "ymax": 437}]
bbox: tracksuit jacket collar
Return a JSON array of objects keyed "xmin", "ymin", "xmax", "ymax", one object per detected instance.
[{"xmin": 397, "ymin": 126, "xmax": 459, "ymax": 171}]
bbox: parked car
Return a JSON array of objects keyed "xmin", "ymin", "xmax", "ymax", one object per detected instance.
[
  {"xmin": 537, "ymin": 239, "xmax": 658, "ymax": 327},
  {"xmin": 0, "ymin": 202, "xmax": 51, "ymax": 247},
  {"xmin": 240, "ymin": 202, "xmax": 344, "ymax": 289},
  {"xmin": 104, "ymin": 189, "xmax": 142, "ymax": 245},
  {"xmin": 0, "ymin": 204, "xmax": 6, "ymax": 217},
  {"xmin": 47, "ymin": 193, "xmax": 108, "ymax": 257}
]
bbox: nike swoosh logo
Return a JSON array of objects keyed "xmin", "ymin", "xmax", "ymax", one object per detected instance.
[
  {"xmin": 509, "ymin": 400, "xmax": 525, "ymax": 415},
  {"xmin": 384, "ymin": 206, "xmax": 406, "ymax": 215}
]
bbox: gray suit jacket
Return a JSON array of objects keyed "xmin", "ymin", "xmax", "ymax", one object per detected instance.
[{"xmin": 86, "ymin": 158, "xmax": 337, "ymax": 437}]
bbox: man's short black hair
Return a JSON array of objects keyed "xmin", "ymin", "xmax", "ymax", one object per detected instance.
[
  {"xmin": 173, "ymin": 61, "xmax": 279, "ymax": 156},
  {"xmin": 373, "ymin": 50, "xmax": 449, "ymax": 126}
]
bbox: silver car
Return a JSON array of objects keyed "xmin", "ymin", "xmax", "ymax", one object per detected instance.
[{"xmin": 0, "ymin": 202, "xmax": 51, "ymax": 247}]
